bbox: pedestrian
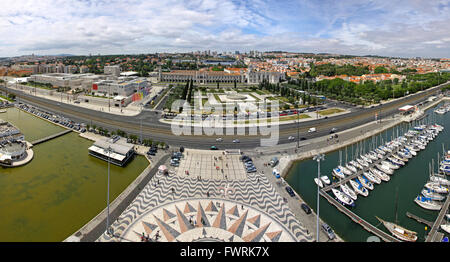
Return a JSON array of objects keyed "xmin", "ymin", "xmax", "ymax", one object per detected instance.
[
  {"xmin": 207, "ymin": 191, "xmax": 210, "ymax": 197},
  {"xmin": 171, "ymin": 187, "xmax": 175, "ymax": 193}
]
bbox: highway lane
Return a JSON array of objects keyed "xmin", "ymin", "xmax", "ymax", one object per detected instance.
[{"xmin": 1, "ymin": 81, "xmax": 447, "ymax": 150}]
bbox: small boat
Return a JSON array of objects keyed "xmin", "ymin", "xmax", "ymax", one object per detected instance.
[
  {"xmin": 375, "ymin": 148, "xmax": 386, "ymax": 156},
  {"xmin": 440, "ymin": 165, "xmax": 450, "ymax": 175},
  {"xmin": 361, "ymin": 155, "xmax": 372, "ymax": 164},
  {"xmin": 314, "ymin": 178, "xmax": 324, "ymax": 188},
  {"xmin": 421, "ymin": 188, "xmax": 445, "ymax": 201},
  {"xmin": 376, "ymin": 163, "xmax": 394, "ymax": 175},
  {"xmin": 414, "ymin": 195, "xmax": 442, "ymax": 211},
  {"xmin": 339, "ymin": 165, "xmax": 353, "ymax": 176},
  {"xmin": 387, "ymin": 156, "xmax": 404, "ymax": 166},
  {"xmin": 349, "ymin": 160, "xmax": 363, "ymax": 170},
  {"xmin": 376, "ymin": 217, "xmax": 417, "ymax": 242},
  {"xmin": 429, "ymin": 175, "xmax": 450, "ymax": 186},
  {"xmin": 392, "ymin": 153, "xmax": 408, "ymax": 163},
  {"xmin": 356, "ymin": 158, "xmax": 369, "ymax": 168},
  {"xmin": 331, "ymin": 188, "xmax": 355, "ymax": 207},
  {"xmin": 349, "ymin": 179, "xmax": 368, "ymax": 197},
  {"xmin": 397, "ymin": 151, "xmax": 412, "ymax": 159},
  {"xmin": 346, "ymin": 163, "xmax": 358, "ymax": 173},
  {"xmin": 340, "ymin": 183, "xmax": 358, "ymax": 201},
  {"xmin": 358, "ymin": 175, "xmax": 374, "ymax": 190},
  {"xmin": 381, "ymin": 160, "xmax": 399, "ymax": 170},
  {"xmin": 333, "ymin": 167, "xmax": 346, "ymax": 179},
  {"xmin": 370, "ymin": 168, "xmax": 390, "ymax": 182},
  {"xmin": 424, "ymin": 182, "xmax": 449, "ymax": 194},
  {"xmin": 402, "ymin": 148, "xmax": 416, "ymax": 157},
  {"xmin": 367, "ymin": 152, "xmax": 379, "ymax": 161},
  {"xmin": 321, "ymin": 175, "xmax": 331, "ymax": 185},
  {"xmin": 362, "ymin": 171, "xmax": 380, "ymax": 185},
  {"xmin": 441, "ymin": 225, "xmax": 450, "ymax": 234}
]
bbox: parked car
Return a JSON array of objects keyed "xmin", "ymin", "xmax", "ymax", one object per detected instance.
[
  {"xmin": 288, "ymin": 136, "xmax": 295, "ymax": 140},
  {"xmin": 269, "ymin": 157, "xmax": 279, "ymax": 167},
  {"xmin": 301, "ymin": 203, "xmax": 311, "ymax": 214},
  {"xmin": 308, "ymin": 127, "xmax": 317, "ymax": 133},
  {"xmin": 285, "ymin": 186, "xmax": 295, "ymax": 197},
  {"xmin": 322, "ymin": 223, "xmax": 336, "ymax": 240}
]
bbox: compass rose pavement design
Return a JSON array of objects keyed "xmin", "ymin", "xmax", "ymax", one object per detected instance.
[{"xmin": 97, "ymin": 172, "xmax": 313, "ymax": 242}]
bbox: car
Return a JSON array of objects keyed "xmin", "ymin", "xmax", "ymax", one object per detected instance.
[
  {"xmin": 308, "ymin": 127, "xmax": 316, "ymax": 133},
  {"xmin": 288, "ymin": 136, "xmax": 295, "ymax": 140},
  {"xmin": 210, "ymin": 146, "xmax": 218, "ymax": 150},
  {"xmin": 301, "ymin": 203, "xmax": 311, "ymax": 214},
  {"xmin": 216, "ymin": 138, "xmax": 223, "ymax": 142},
  {"xmin": 233, "ymin": 139, "xmax": 240, "ymax": 143},
  {"xmin": 322, "ymin": 223, "xmax": 336, "ymax": 240},
  {"xmin": 300, "ymin": 137, "xmax": 307, "ymax": 141},
  {"xmin": 285, "ymin": 186, "xmax": 295, "ymax": 197},
  {"xmin": 330, "ymin": 127, "xmax": 338, "ymax": 134},
  {"xmin": 74, "ymin": 100, "xmax": 80, "ymax": 104},
  {"xmin": 269, "ymin": 157, "xmax": 279, "ymax": 167}
]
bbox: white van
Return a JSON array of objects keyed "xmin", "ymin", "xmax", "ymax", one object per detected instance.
[{"xmin": 308, "ymin": 127, "xmax": 316, "ymax": 133}]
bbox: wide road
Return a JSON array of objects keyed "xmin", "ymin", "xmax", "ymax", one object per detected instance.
[{"xmin": 1, "ymin": 81, "xmax": 448, "ymax": 150}]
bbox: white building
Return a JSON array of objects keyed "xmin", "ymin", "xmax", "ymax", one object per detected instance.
[{"xmin": 104, "ymin": 65, "xmax": 121, "ymax": 77}]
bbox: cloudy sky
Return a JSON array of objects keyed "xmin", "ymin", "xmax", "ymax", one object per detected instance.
[{"xmin": 0, "ymin": 0, "xmax": 449, "ymax": 58}]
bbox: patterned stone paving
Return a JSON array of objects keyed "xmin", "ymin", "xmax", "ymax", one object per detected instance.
[
  {"xmin": 97, "ymin": 169, "xmax": 313, "ymax": 242},
  {"xmin": 175, "ymin": 149, "xmax": 246, "ymax": 180}
]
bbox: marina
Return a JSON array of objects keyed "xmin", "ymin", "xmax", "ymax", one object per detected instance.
[{"xmin": 286, "ymin": 101, "xmax": 450, "ymax": 242}]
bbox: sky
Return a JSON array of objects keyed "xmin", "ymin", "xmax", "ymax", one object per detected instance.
[{"xmin": 0, "ymin": 0, "xmax": 449, "ymax": 58}]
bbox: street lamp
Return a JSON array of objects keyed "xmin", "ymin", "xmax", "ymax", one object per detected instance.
[
  {"xmin": 105, "ymin": 146, "xmax": 113, "ymax": 236},
  {"xmin": 313, "ymin": 153, "xmax": 325, "ymax": 242}
]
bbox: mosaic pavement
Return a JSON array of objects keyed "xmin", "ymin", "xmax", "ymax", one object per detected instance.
[{"xmin": 97, "ymin": 172, "xmax": 313, "ymax": 242}]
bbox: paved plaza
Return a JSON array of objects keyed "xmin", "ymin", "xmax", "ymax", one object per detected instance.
[
  {"xmin": 97, "ymin": 165, "xmax": 313, "ymax": 242},
  {"xmin": 175, "ymin": 149, "xmax": 247, "ymax": 180}
]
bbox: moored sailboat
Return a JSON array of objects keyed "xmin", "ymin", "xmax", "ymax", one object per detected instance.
[{"xmin": 376, "ymin": 216, "xmax": 418, "ymax": 242}]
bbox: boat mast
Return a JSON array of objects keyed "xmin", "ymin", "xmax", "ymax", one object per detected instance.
[{"xmin": 395, "ymin": 187, "xmax": 399, "ymax": 225}]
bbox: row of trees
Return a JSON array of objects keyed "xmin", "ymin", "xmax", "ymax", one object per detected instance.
[
  {"xmin": 290, "ymin": 72, "xmax": 450, "ymax": 105},
  {"xmin": 308, "ymin": 63, "xmax": 371, "ymax": 77},
  {"xmin": 86, "ymin": 125, "xmax": 167, "ymax": 148}
]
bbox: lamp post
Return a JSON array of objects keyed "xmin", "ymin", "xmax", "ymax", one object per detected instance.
[
  {"xmin": 313, "ymin": 153, "xmax": 325, "ymax": 242},
  {"xmin": 105, "ymin": 146, "xmax": 113, "ymax": 236}
]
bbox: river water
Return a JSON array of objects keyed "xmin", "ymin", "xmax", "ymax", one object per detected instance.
[
  {"xmin": 0, "ymin": 107, "xmax": 148, "ymax": 241},
  {"xmin": 286, "ymin": 102, "xmax": 449, "ymax": 242}
]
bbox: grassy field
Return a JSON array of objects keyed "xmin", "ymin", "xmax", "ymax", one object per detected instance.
[{"xmin": 317, "ymin": 108, "xmax": 345, "ymax": 116}]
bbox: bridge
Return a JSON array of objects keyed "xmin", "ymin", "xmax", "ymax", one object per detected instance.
[{"xmin": 31, "ymin": 129, "xmax": 72, "ymax": 146}]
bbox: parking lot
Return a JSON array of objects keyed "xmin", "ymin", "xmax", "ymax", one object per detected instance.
[{"xmin": 174, "ymin": 149, "xmax": 247, "ymax": 180}]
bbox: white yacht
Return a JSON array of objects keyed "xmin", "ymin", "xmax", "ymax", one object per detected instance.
[
  {"xmin": 331, "ymin": 188, "xmax": 355, "ymax": 206},
  {"xmin": 333, "ymin": 167, "xmax": 346, "ymax": 179},
  {"xmin": 369, "ymin": 168, "xmax": 390, "ymax": 182},
  {"xmin": 349, "ymin": 179, "xmax": 368, "ymax": 197},
  {"xmin": 321, "ymin": 175, "xmax": 331, "ymax": 185},
  {"xmin": 362, "ymin": 171, "xmax": 380, "ymax": 185},
  {"xmin": 368, "ymin": 151, "xmax": 379, "ymax": 161},
  {"xmin": 376, "ymin": 217, "xmax": 418, "ymax": 242},
  {"xmin": 314, "ymin": 178, "xmax": 324, "ymax": 188},
  {"xmin": 349, "ymin": 160, "xmax": 363, "ymax": 170},
  {"xmin": 414, "ymin": 195, "xmax": 442, "ymax": 211},
  {"xmin": 376, "ymin": 163, "xmax": 394, "ymax": 175},
  {"xmin": 340, "ymin": 183, "xmax": 358, "ymax": 201},
  {"xmin": 421, "ymin": 188, "xmax": 445, "ymax": 201},
  {"xmin": 339, "ymin": 165, "xmax": 353, "ymax": 176},
  {"xmin": 441, "ymin": 225, "xmax": 450, "ymax": 234},
  {"xmin": 361, "ymin": 155, "xmax": 372, "ymax": 164},
  {"xmin": 346, "ymin": 163, "xmax": 358, "ymax": 173},
  {"xmin": 392, "ymin": 153, "xmax": 408, "ymax": 163},
  {"xmin": 356, "ymin": 158, "xmax": 369, "ymax": 168},
  {"xmin": 430, "ymin": 175, "xmax": 450, "ymax": 186},
  {"xmin": 424, "ymin": 182, "xmax": 449, "ymax": 194},
  {"xmin": 387, "ymin": 156, "xmax": 405, "ymax": 166},
  {"xmin": 381, "ymin": 160, "xmax": 399, "ymax": 170},
  {"xmin": 358, "ymin": 175, "xmax": 374, "ymax": 190}
]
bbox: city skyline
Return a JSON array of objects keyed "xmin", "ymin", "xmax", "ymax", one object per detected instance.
[{"xmin": 1, "ymin": 0, "xmax": 449, "ymax": 58}]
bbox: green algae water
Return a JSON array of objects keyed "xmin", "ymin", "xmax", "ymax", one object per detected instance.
[
  {"xmin": 286, "ymin": 102, "xmax": 449, "ymax": 242},
  {"xmin": 0, "ymin": 108, "xmax": 149, "ymax": 241}
]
